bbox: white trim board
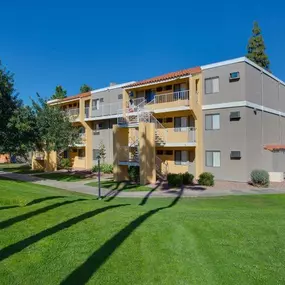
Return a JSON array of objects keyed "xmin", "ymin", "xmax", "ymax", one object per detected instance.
[
  {"xmin": 202, "ymin": 101, "xmax": 285, "ymax": 117},
  {"xmin": 90, "ymin": 81, "xmax": 136, "ymax": 94},
  {"xmin": 201, "ymin": 57, "xmax": 285, "ymax": 87}
]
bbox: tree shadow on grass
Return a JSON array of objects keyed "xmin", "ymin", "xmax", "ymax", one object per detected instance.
[
  {"xmin": 102, "ymin": 182, "xmax": 122, "ymax": 199},
  {"xmin": 0, "ymin": 203, "xmax": 129, "ymax": 262},
  {"xmin": 26, "ymin": 196, "xmax": 66, "ymax": 206},
  {"xmin": 0, "ymin": 206, "xmax": 19, "ymax": 211},
  {"xmin": 139, "ymin": 182, "xmax": 161, "ymax": 206},
  {"xmin": 0, "ymin": 199, "xmax": 87, "ymax": 230},
  {"xmin": 60, "ymin": 186, "xmax": 184, "ymax": 285}
]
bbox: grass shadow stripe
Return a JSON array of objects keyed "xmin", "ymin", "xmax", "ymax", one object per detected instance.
[
  {"xmin": 26, "ymin": 196, "xmax": 67, "ymax": 206},
  {"xmin": 0, "ymin": 204, "xmax": 129, "ymax": 262},
  {"xmin": 0, "ymin": 199, "xmax": 87, "ymax": 230},
  {"xmin": 60, "ymin": 187, "xmax": 183, "ymax": 285}
]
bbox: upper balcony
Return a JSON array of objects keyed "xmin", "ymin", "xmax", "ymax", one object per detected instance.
[
  {"xmin": 145, "ymin": 90, "xmax": 190, "ymax": 112},
  {"xmin": 85, "ymin": 101, "xmax": 124, "ymax": 120},
  {"xmin": 64, "ymin": 108, "xmax": 80, "ymax": 122}
]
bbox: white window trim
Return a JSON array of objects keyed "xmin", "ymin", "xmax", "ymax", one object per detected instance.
[
  {"xmin": 206, "ymin": 151, "xmax": 221, "ymax": 167},
  {"xmin": 205, "ymin": 114, "xmax": 220, "ymax": 130}
]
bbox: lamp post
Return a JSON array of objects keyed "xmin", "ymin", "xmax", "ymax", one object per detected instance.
[{"xmin": 96, "ymin": 154, "xmax": 101, "ymax": 200}]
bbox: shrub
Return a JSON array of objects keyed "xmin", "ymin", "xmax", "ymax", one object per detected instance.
[
  {"xmin": 60, "ymin": 158, "xmax": 72, "ymax": 171},
  {"xmin": 250, "ymin": 169, "xmax": 269, "ymax": 187},
  {"xmin": 182, "ymin": 172, "xmax": 194, "ymax": 185},
  {"xmin": 167, "ymin": 172, "xmax": 194, "ymax": 187},
  {"xmin": 101, "ymin": 164, "xmax": 113, "ymax": 174},
  {"xmin": 92, "ymin": 163, "xmax": 113, "ymax": 174},
  {"xmin": 128, "ymin": 166, "xmax": 140, "ymax": 183},
  {"xmin": 198, "ymin": 172, "xmax": 214, "ymax": 186}
]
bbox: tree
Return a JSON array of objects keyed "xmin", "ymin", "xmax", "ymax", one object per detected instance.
[
  {"xmin": 0, "ymin": 60, "xmax": 21, "ymax": 150},
  {"xmin": 32, "ymin": 94, "xmax": 79, "ymax": 156},
  {"xmin": 80, "ymin": 84, "xmax": 92, "ymax": 93},
  {"xmin": 50, "ymin": 85, "xmax": 67, "ymax": 100},
  {"xmin": 3, "ymin": 106, "xmax": 38, "ymax": 158},
  {"xmin": 99, "ymin": 140, "xmax": 106, "ymax": 162},
  {"xmin": 246, "ymin": 21, "xmax": 270, "ymax": 71}
]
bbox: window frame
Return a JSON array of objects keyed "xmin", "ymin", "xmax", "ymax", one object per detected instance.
[
  {"xmin": 92, "ymin": 99, "xmax": 100, "ymax": 110},
  {"xmin": 156, "ymin": 150, "xmax": 163, "ymax": 155},
  {"xmin": 205, "ymin": 114, "xmax": 220, "ymax": 130},
  {"xmin": 205, "ymin": 77, "xmax": 220, "ymax": 94},
  {"xmin": 205, "ymin": 150, "xmax": 221, "ymax": 167},
  {"xmin": 78, "ymin": 149, "xmax": 85, "ymax": 159}
]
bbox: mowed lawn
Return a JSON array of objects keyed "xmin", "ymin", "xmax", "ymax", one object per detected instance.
[{"xmin": 0, "ymin": 178, "xmax": 285, "ymax": 284}]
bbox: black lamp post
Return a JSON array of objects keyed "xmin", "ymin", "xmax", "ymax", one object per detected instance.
[{"xmin": 96, "ymin": 154, "xmax": 101, "ymax": 200}]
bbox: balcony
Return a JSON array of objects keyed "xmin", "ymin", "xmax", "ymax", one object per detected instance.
[
  {"xmin": 65, "ymin": 108, "xmax": 80, "ymax": 122},
  {"xmin": 34, "ymin": 151, "xmax": 45, "ymax": 160},
  {"xmin": 156, "ymin": 127, "xmax": 196, "ymax": 147},
  {"xmin": 145, "ymin": 90, "xmax": 190, "ymax": 112},
  {"xmin": 88, "ymin": 102, "xmax": 123, "ymax": 119},
  {"xmin": 118, "ymin": 146, "xmax": 139, "ymax": 166}
]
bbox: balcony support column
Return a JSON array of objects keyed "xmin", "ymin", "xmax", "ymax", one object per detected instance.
[
  {"xmin": 113, "ymin": 125, "xmax": 129, "ymax": 181},
  {"xmin": 139, "ymin": 122, "xmax": 156, "ymax": 185}
]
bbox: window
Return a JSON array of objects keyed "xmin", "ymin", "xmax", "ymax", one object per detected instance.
[
  {"xmin": 206, "ymin": 151, "xmax": 220, "ymax": 167},
  {"xmin": 92, "ymin": 99, "xmax": 100, "ymax": 110},
  {"xmin": 63, "ymin": 150, "xmax": 68, "ymax": 159},
  {"xmin": 195, "ymin": 79, "xmax": 199, "ymax": 93},
  {"xmin": 165, "ymin": 85, "xmax": 172, "ymax": 91},
  {"xmin": 165, "ymin": 150, "xmax": 173, "ymax": 155},
  {"xmin": 157, "ymin": 118, "xmax": 163, "ymax": 124},
  {"xmin": 205, "ymin": 114, "xmax": 220, "ymax": 130},
  {"xmin": 94, "ymin": 123, "xmax": 103, "ymax": 130},
  {"xmin": 205, "ymin": 77, "xmax": 219, "ymax": 94},
  {"xmin": 175, "ymin": 150, "xmax": 189, "ymax": 165},
  {"xmin": 156, "ymin": 150, "xmax": 163, "ymax": 155},
  {"xmin": 156, "ymin": 87, "xmax": 163, "ymax": 92},
  {"xmin": 100, "ymin": 98, "xmax": 104, "ymax": 103},
  {"xmin": 93, "ymin": 149, "xmax": 99, "ymax": 160},
  {"xmin": 174, "ymin": 117, "xmax": 188, "ymax": 131},
  {"xmin": 165, "ymin": 117, "xmax": 173, "ymax": 123},
  {"xmin": 118, "ymin": 94, "xmax": 123, "ymax": 100},
  {"xmin": 78, "ymin": 149, "xmax": 85, "ymax": 159}
]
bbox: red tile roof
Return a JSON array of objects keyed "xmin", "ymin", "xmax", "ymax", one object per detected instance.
[
  {"xmin": 58, "ymin": 91, "xmax": 91, "ymax": 102},
  {"xmin": 125, "ymin": 66, "xmax": 201, "ymax": 88},
  {"xmin": 264, "ymin": 144, "xmax": 285, "ymax": 151}
]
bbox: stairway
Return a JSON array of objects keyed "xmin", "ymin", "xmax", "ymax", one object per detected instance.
[{"xmin": 155, "ymin": 156, "xmax": 168, "ymax": 180}]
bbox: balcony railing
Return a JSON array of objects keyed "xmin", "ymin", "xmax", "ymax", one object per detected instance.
[
  {"xmin": 148, "ymin": 90, "xmax": 189, "ymax": 105},
  {"xmin": 65, "ymin": 108, "xmax": 80, "ymax": 121},
  {"xmin": 166, "ymin": 127, "xmax": 196, "ymax": 144},
  {"xmin": 34, "ymin": 151, "xmax": 45, "ymax": 160},
  {"xmin": 91, "ymin": 102, "xmax": 123, "ymax": 118}
]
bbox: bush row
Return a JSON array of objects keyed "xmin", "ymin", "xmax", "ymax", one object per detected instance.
[
  {"xmin": 167, "ymin": 172, "xmax": 215, "ymax": 187},
  {"xmin": 92, "ymin": 163, "xmax": 113, "ymax": 174}
]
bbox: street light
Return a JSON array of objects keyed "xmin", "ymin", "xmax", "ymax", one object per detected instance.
[{"xmin": 94, "ymin": 150, "xmax": 101, "ymax": 200}]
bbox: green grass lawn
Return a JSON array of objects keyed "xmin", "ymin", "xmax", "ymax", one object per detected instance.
[
  {"xmin": 1, "ymin": 178, "xmax": 285, "ymax": 284},
  {"xmin": 35, "ymin": 172, "xmax": 86, "ymax": 182},
  {"xmin": 0, "ymin": 163, "xmax": 43, "ymax": 174},
  {"xmin": 86, "ymin": 180, "xmax": 152, "ymax": 192}
]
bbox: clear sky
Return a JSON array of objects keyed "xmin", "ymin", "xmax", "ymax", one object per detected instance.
[{"xmin": 1, "ymin": 0, "xmax": 284, "ymax": 104}]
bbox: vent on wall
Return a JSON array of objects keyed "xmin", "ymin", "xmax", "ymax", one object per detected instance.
[
  {"xmin": 230, "ymin": 151, "xmax": 241, "ymax": 159},
  {"xmin": 229, "ymin": 71, "xmax": 240, "ymax": 82},
  {"xmin": 230, "ymin": 111, "xmax": 241, "ymax": 121}
]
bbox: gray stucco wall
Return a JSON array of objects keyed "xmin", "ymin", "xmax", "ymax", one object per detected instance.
[
  {"xmin": 203, "ymin": 62, "xmax": 246, "ymax": 105},
  {"xmin": 92, "ymin": 119, "xmax": 117, "ymax": 165},
  {"xmin": 203, "ymin": 107, "xmax": 247, "ymax": 181},
  {"xmin": 90, "ymin": 87, "xmax": 123, "ymax": 118}
]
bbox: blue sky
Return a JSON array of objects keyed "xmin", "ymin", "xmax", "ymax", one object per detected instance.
[{"xmin": 1, "ymin": 0, "xmax": 284, "ymax": 104}]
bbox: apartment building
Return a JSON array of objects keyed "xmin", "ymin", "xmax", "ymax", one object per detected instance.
[
  {"xmin": 41, "ymin": 82, "xmax": 134, "ymax": 171},
  {"xmin": 37, "ymin": 56, "xmax": 285, "ymax": 184},
  {"xmin": 113, "ymin": 57, "xmax": 285, "ymax": 184}
]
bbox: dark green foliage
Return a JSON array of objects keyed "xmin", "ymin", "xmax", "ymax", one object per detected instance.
[
  {"xmin": 80, "ymin": 84, "xmax": 92, "ymax": 93},
  {"xmin": 246, "ymin": 21, "xmax": 270, "ymax": 71},
  {"xmin": 128, "ymin": 166, "xmax": 140, "ymax": 182},
  {"xmin": 50, "ymin": 86, "xmax": 67, "ymax": 100},
  {"xmin": 32, "ymin": 94, "xmax": 79, "ymax": 154},
  {"xmin": 250, "ymin": 169, "xmax": 269, "ymax": 187},
  {"xmin": 92, "ymin": 164, "xmax": 113, "ymax": 174},
  {"xmin": 198, "ymin": 172, "xmax": 214, "ymax": 186},
  {"xmin": 167, "ymin": 172, "xmax": 194, "ymax": 187},
  {"xmin": 60, "ymin": 158, "xmax": 71, "ymax": 170}
]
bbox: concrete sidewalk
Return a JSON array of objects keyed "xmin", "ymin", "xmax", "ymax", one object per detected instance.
[{"xmin": 1, "ymin": 171, "xmax": 285, "ymax": 198}]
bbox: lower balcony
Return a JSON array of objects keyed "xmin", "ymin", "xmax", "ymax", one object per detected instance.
[
  {"xmin": 118, "ymin": 146, "xmax": 139, "ymax": 166},
  {"xmin": 65, "ymin": 108, "xmax": 80, "ymax": 122},
  {"xmin": 156, "ymin": 127, "xmax": 196, "ymax": 147}
]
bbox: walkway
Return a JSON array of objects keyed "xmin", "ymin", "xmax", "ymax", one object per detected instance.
[{"xmin": 1, "ymin": 171, "xmax": 285, "ymax": 198}]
